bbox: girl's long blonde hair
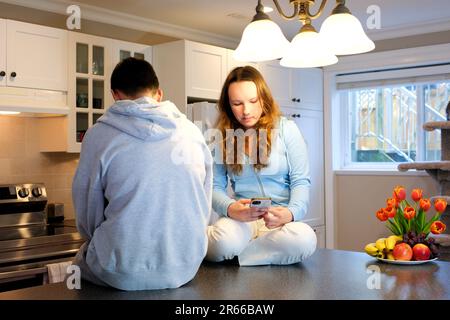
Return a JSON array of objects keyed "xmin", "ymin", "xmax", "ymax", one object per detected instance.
[{"xmin": 216, "ymin": 66, "xmax": 281, "ymax": 175}]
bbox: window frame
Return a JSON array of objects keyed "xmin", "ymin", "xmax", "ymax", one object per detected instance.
[
  {"xmin": 340, "ymin": 81, "xmax": 448, "ymax": 169},
  {"xmin": 325, "ymin": 44, "xmax": 450, "ymax": 173}
]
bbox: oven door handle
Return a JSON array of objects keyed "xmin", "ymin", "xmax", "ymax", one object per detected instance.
[{"xmin": 0, "ymin": 266, "xmax": 47, "ymax": 282}]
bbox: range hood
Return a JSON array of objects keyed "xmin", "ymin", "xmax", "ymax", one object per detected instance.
[{"xmin": 0, "ymin": 87, "xmax": 69, "ymax": 116}]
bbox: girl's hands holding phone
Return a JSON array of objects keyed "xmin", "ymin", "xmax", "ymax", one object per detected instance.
[
  {"xmin": 263, "ymin": 207, "xmax": 294, "ymax": 229},
  {"xmin": 227, "ymin": 199, "xmax": 268, "ymax": 222}
]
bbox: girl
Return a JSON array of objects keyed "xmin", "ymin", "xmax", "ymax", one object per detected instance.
[{"xmin": 207, "ymin": 66, "xmax": 317, "ymax": 266}]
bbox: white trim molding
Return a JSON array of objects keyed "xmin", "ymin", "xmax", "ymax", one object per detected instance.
[
  {"xmin": 323, "ymin": 43, "xmax": 450, "ymax": 250},
  {"xmin": 1, "ymin": 0, "xmax": 239, "ymax": 49},
  {"xmin": 367, "ymin": 17, "xmax": 450, "ymax": 41},
  {"xmin": 326, "ymin": 43, "xmax": 450, "ymax": 73}
]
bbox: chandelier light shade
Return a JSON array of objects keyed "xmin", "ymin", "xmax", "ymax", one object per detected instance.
[
  {"xmin": 234, "ymin": 20, "xmax": 290, "ymax": 62},
  {"xmin": 233, "ymin": 1, "xmax": 289, "ymax": 62},
  {"xmin": 320, "ymin": 13, "xmax": 375, "ymax": 55},
  {"xmin": 280, "ymin": 27, "xmax": 338, "ymax": 68},
  {"xmin": 235, "ymin": 0, "xmax": 375, "ymax": 68}
]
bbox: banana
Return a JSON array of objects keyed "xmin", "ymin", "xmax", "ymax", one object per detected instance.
[
  {"xmin": 376, "ymin": 251, "xmax": 385, "ymax": 259},
  {"xmin": 375, "ymin": 238, "xmax": 386, "ymax": 251},
  {"xmin": 386, "ymin": 252, "xmax": 395, "ymax": 260},
  {"xmin": 385, "ymin": 236, "xmax": 396, "ymax": 250},
  {"xmin": 364, "ymin": 243, "xmax": 379, "ymax": 256},
  {"xmin": 385, "ymin": 235, "xmax": 403, "ymax": 250}
]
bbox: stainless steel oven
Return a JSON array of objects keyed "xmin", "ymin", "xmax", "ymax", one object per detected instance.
[{"xmin": 0, "ymin": 183, "xmax": 84, "ymax": 292}]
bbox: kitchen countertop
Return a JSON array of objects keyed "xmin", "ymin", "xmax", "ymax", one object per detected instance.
[{"xmin": 0, "ymin": 248, "xmax": 449, "ymax": 300}]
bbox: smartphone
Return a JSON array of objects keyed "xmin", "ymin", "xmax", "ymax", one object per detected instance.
[{"xmin": 250, "ymin": 197, "xmax": 272, "ymax": 209}]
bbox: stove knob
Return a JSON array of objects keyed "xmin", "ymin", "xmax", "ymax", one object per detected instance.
[
  {"xmin": 32, "ymin": 187, "xmax": 43, "ymax": 197},
  {"xmin": 18, "ymin": 188, "xmax": 29, "ymax": 198}
]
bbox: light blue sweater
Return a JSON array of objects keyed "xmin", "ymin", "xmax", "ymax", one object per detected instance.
[
  {"xmin": 72, "ymin": 97, "xmax": 212, "ymax": 290},
  {"xmin": 212, "ymin": 117, "xmax": 310, "ymax": 222}
]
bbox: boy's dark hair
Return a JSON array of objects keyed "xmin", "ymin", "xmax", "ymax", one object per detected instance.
[{"xmin": 111, "ymin": 57, "xmax": 159, "ymax": 96}]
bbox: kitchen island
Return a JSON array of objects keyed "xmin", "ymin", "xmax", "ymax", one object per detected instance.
[{"xmin": 0, "ymin": 249, "xmax": 449, "ymax": 300}]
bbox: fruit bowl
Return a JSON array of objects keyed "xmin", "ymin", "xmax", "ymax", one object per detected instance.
[
  {"xmin": 376, "ymin": 257, "xmax": 438, "ymax": 265},
  {"xmin": 365, "ymin": 186, "xmax": 447, "ymax": 264}
]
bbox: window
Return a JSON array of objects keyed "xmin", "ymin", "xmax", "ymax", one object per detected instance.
[{"xmin": 337, "ymin": 65, "xmax": 450, "ymax": 169}]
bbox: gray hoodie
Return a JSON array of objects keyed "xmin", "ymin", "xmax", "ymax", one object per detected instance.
[{"xmin": 72, "ymin": 96, "xmax": 212, "ymax": 290}]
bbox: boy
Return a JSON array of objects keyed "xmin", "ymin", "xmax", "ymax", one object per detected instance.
[{"xmin": 72, "ymin": 57, "xmax": 212, "ymax": 290}]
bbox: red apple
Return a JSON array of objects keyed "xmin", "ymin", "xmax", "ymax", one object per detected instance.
[
  {"xmin": 393, "ymin": 243, "xmax": 413, "ymax": 261},
  {"xmin": 412, "ymin": 243, "xmax": 431, "ymax": 261}
]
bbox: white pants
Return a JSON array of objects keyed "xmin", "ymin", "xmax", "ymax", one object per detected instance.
[{"xmin": 206, "ymin": 217, "xmax": 317, "ymax": 266}]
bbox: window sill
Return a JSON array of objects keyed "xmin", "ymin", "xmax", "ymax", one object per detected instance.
[{"xmin": 334, "ymin": 169, "xmax": 430, "ymax": 176}]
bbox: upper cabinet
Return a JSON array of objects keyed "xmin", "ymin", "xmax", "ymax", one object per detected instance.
[
  {"xmin": 291, "ymin": 67, "xmax": 323, "ymax": 111},
  {"xmin": 153, "ymin": 40, "xmax": 227, "ymax": 114},
  {"xmin": 39, "ymin": 32, "xmax": 152, "ymax": 153},
  {"xmin": 259, "ymin": 60, "xmax": 323, "ymax": 111},
  {"xmin": 0, "ymin": 19, "xmax": 67, "ymax": 91},
  {"xmin": 186, "ymin": 41, "xmax": 227, "ymax": 100},
  {"xmin": 259, "ymin": 60, "xmax": 294, "ymax": 107},
  {"xmin": 66, "ymin": 32, "xmax": 112, "ymax": 152}
]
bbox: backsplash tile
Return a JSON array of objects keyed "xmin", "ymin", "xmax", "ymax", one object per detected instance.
[{"xmin": 0, "ymin": 115, "xmax": 79, "ymax": 219}]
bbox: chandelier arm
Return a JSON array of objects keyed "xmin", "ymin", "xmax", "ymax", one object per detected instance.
[
  {"xmin": 306, "ymin": 0, "xmax": 328, "ymax": 20},
  {"xmin": 272, "ymin": 0, "xmax": 299, "ymax": 20}
]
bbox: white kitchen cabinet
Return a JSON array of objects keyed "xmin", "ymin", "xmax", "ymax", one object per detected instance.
[
  {"xmin": 186, "ymin": 41, "xmax": 227, "ymax": 100},
  {"xmin": 0, "ymin": 19, "xmax": 67, "ymax": 91},
  {"xmin": 153, "ymin": 40, "xmax": 227, "ymax": 114},
  {"xmin": 226, "ymin": 49, "xmax": 259, "ymax": 73},
  {"xmin": 291, "ymin": 67, "xmax": 323, "ymax": 111},
  {"xmin": 259, "ymin": 60, "xmax": 294, "ymax": 107},
  {"xmin": 39, "ymin": 32, "xmax": 112, "ymax": 152},
  {"xmin": 38, "ymin": 33, "xmax": 154, "ymax": 152},
  {"xmin": 282, "ymin": 106, "xmax": 325, "ymax": 228},
  {"xmin": 313, "ymin": 225, "xmax": 326, "ymax": 249},
  {"xmin": 259, "ymin": 61, "xmax": 323, "ymax": 110}
]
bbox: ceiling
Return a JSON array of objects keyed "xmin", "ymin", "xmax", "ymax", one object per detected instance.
[{"xmin": 8, "ymin": 0, "xmax": 450, "ymax": 47}]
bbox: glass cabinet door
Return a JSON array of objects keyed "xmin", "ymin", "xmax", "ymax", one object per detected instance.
[
  {"xmin": 76, "ymin": 43, "xmax": 88, "ymax": 74},
  {"xmin": 92, "ymin": 80, "xmax": 104, "ymax": 109},
  {"xmin": 72, "ymin": 35, "xmax": 108, "ymax": 147},
  {"xmin": 93, "ymin": 113, "xmax": 103, "ymax": 124},
  {"xmin": 120, "ymin": 50, "xmax": 131, "ymax": 61},
  {"xmin": 76, "ymin": 112, "xmax": 88, "ymax": 143},
  {"xmin": 134, "ymin": 52, "xmax": 145, "ymax": 60},
  {"xmin": 115, "ymin": 41, "xmax": 151, "ymax": 64},
  {"xmin": 92, "ymin": 46, "xmax": 104, "ymax": 76},
  {"xmin": 119, "ymin": 49, "xmax": 145, "ymax": 61},
  {"xmin": 76, "ymin": 78, "xmax": 88, "ymax": 108}
]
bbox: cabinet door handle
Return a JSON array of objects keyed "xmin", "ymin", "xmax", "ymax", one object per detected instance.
[
  {"xmin": 296, "ymin": 98, "xmax": 301, "ymax": 103},
  {"xmin": 292, "ymin": 98, "xmax": 296, "ymax": 102},
  {"xmin": 10, "ymin": 72, "xmax": 17, "ymax": 78},
  {"xmin": 0, "ymin": 71, "xmax": 5, "ymax": 77}
]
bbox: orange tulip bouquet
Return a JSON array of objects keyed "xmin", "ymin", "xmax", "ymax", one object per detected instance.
[{"xmin": 365, "ymin": 186, "xmax": 447, "ymax": 262}]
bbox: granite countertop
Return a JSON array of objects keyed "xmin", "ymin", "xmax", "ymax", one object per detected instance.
[{"xmin": 0, "ymin": 248, "xmax": 449, "ymax": 300}]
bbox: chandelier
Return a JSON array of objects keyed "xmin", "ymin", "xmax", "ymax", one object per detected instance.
[{"xmin": 234, "ymin": 0, "xmax": 375, "ymax": 68}]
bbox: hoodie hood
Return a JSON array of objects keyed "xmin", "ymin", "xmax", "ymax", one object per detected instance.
[{"xmin": 97, "ymin": 97, "xmax": 184, "ymax": 141}]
